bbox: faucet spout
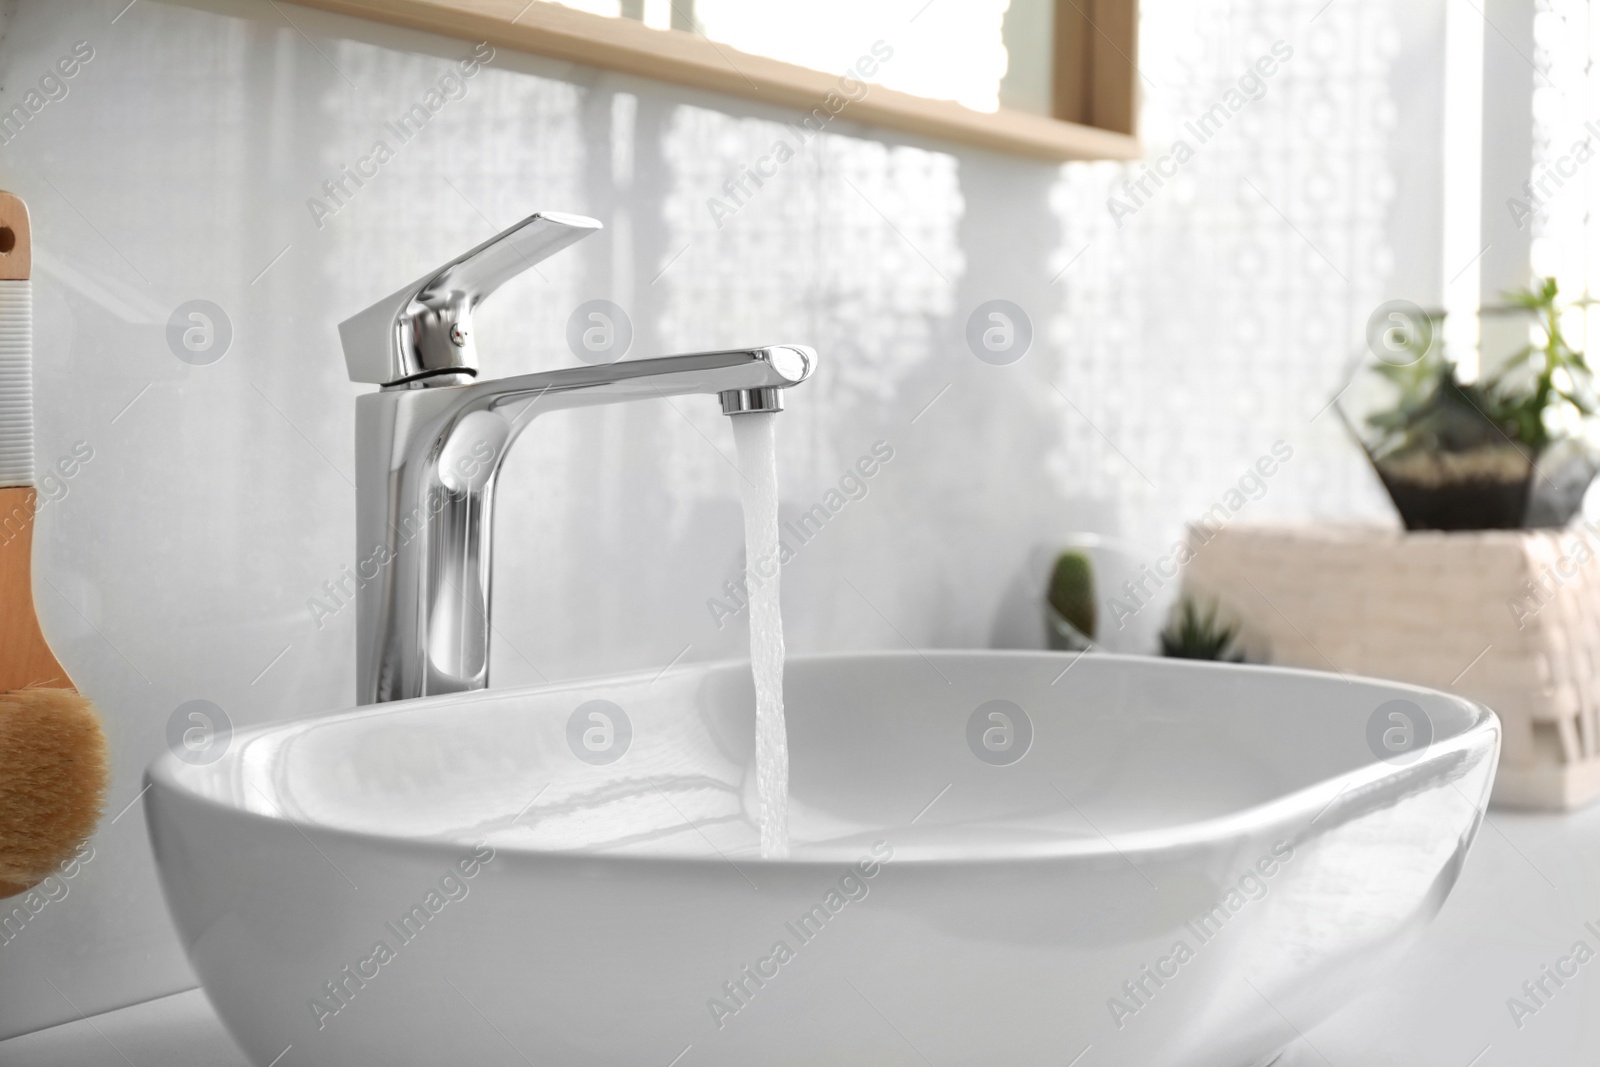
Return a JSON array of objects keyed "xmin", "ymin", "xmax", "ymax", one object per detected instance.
[
  {"xmin": 351, "ymin": 345, "xmax": 815, "ymax": 705},
  {"xmin": 458, "ymin": 344, "xmax": 812, "ymax": 423}
]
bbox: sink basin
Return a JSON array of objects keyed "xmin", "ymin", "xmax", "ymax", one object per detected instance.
[{"xmin": 146, "ymin": 651, "xmax": 1498, "ymax": 1066}]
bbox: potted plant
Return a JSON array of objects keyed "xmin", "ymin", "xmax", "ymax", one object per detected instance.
[{"xmin": 1341, "ymin": 279, "xmax": 1600, "ymax": 530}]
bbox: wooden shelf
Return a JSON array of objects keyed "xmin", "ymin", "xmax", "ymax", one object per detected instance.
[{"xmin": 289, "ymin": 0, "xmax": 1142, "ymax": 162}]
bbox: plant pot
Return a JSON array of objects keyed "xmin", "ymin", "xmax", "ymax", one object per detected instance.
[
  {"xmin": 1034, "ymin": 533, "xmax": 1176, "ymax": 655},
  {"xmin": 1369, "ymin": 445, "xmax": 1533, "ymax": 530},
  {"xmin": 1336, "ymin": 346, "xmax": 1599, "ymax": 530},
  {"xmin": 1044, "ymin": 602, "xmax": 1094, "ymax": 652},
  {"xmin": 1364, "ymin": 441, "xmax": 1597, "ymax": 530},
  {"xmin": 1527, "ymin": 438, "xmax": 1600, "ymax": 527}
]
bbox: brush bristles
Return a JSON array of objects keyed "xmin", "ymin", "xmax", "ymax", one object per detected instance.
[
  {"xmin": 0, "ymin": 688, "xmax": 107, "ymax": 896},
  {"xmin": 0, "ymin": 280, "xmax": 32, "ymax": 489}
]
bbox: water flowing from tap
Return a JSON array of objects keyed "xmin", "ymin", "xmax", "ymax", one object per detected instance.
[{"xmin": 731, "ymin": 411, "xmax": 789, "ymax": 858}]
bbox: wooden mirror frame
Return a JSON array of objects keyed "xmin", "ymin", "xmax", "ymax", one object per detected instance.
[{"xmin": 291, "ymin": 0, "xmax": 1141, "ymax": 161}]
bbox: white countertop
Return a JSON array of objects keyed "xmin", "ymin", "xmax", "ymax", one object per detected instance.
[{"xmin": 5, "ymin": 803, "xmax": 1598, "ymax": 1066}]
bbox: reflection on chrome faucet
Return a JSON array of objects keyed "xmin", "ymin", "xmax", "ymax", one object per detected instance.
[{"xmin": 338, "ymin": 211, "xmax": 816, "ymax": 704}]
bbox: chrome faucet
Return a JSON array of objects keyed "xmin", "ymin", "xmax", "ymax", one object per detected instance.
[{"xmin": 339, "ymin": 211, "xmax": 815, "ymax": 704}]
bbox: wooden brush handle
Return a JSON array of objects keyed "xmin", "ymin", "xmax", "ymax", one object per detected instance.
[
  {"xmin": 0, "ymin": 191, "xmax": 29, "ymax": 281},
  {"xmin": 0, "ymin": 487, "xmax": 70, "ymax": 692},
  {"xmin": 0, "ymin": 193, "xmax": 51, "ymax": 691},
  {"xmin": 0, "ymin": 192, "xmax": 101, "ymax": 903}
]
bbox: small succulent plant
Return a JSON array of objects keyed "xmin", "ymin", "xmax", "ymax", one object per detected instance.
[
  {"xmin": 1160, "ymin": 597, "xmax": 1245, "ymax": 662},
  {"xmin": 1046, "ymin": 550, "xmax": 1096, "ymax": 645}
]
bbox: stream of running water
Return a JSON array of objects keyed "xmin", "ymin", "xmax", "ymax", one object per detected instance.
[{"xmin": 731, "ymin": 411, "xmax": 789, "ymax": 858}]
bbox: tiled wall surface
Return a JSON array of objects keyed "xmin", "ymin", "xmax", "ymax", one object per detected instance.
[{"xmin": 0, "ymin": 0, "xmax": 1443, "ymax": 1036}]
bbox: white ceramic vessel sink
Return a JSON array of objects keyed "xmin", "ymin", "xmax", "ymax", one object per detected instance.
[{"xmin": 147, "ymin": 651, "xmax": 1498, "ymax": 1066}]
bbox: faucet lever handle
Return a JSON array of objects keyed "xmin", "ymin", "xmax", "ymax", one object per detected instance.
[{"xmin": 339, "ymin": 211, "xmax": 603, "ymax": 387}]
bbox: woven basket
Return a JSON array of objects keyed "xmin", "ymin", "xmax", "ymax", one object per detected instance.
[{"xmin": 1180, "ymin": 523, "xmax": 1600, "ymax": 810}]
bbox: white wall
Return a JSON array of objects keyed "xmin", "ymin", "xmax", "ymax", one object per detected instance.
[{"xmin": 0, "ymin": 0, "xmax": 1445, "ymax": 1037}]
